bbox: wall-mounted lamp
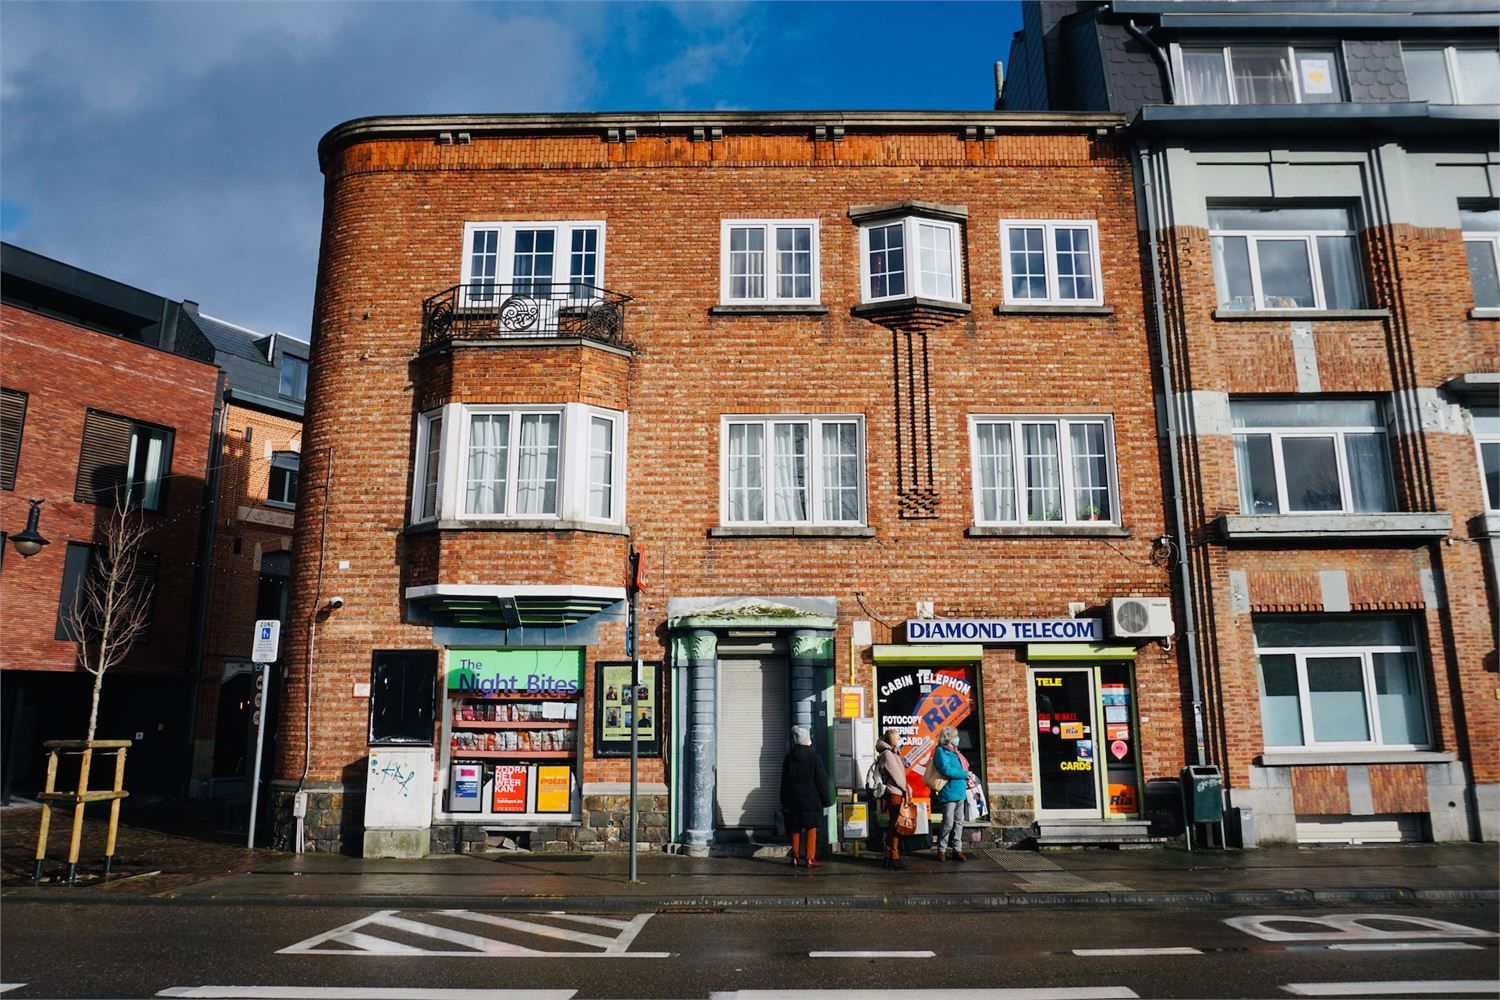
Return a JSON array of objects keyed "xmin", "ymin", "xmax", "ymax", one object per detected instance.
[{"xmin": 11, "ymin": 498, "xmax": 49, "ymax": 558}]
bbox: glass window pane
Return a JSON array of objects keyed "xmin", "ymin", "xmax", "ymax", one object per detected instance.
[
  {"xmin": 422, "ymin": 416, "xmax": 442, "ymax": 519},
  {"xmin": 1254, "ymin": 615, "xmax": 1415, "ymax": 648},
  {"xmin": 1454, "ymin": 48, "xmax": 1500, "ymax": 103},
  {"xmin": 976, "ymin": 422, "xmax": 1016, "ymax": 522},
  {"xmin": 1460, "ymin": 207, "xmax": 1500, "ymax": 231},
  {"xmin": 1067, "ymin": 422, "xmax": 1110, "ymax": 519},
  {"xmin": 1373, "ymin": 652, "xmax": 1428, "ymax": 745},
  {"xmin": 1230, "ymin": 46, "xmax": 1296, "ymax": 104},
  {"xmin": 515, "ymin": 413, "xmax": 559, "ymax": 515},
  {"xmin": 729, "ymin": 226, "xmax": 765, "ymax": 300},
  {"xmin": 775, "ymin": 226, "xmax": 813, "ymax": 301},
  {"xmin": 917, "ymin": 223, "xmax": 955, "ymax": 300},
  {"xmin": 868, "ymin": 223, "xmax": 905, "ymax": 299},
  {"xmin": 464, "ymin": 413, "xmax": 509, "ymax": 515},
  {"xmin": 1021, "ymin": 422, "xmax": 1062, "ymax": 521},
  {"xmin": 1403, "ymin": 48, "xmax": 1454, "ymax": 103},
  {"xmin": 1464, "ymin": 239, "xmax": 1500, "ymax": 308},
  {"xmin": 1008, "ymin": 226, "xmax": 1047, "ymax": 300},
  {"xmin": 1344, "ymin": 432, "xmax": 1394, "ymax": 513},
  {"xmin": 1317, "ymin": 234, "xmax": 1365, "ymax": 309},
  {"xmin": 1212, "ymin": 235, "xmax": 1254, "ymax": 309},
  {"xmin": 1184, "ymin": 50, "xmax": 1231, "ymax": 104},
  {"xmin": 1482, "ymin": 440, "xmax": 1500, "ymax": 510},
  {"xmin": 1209, "ymin": 206, "xmax": 1354, "ymax": 231},
  {"xmin": 820, "ymin": 422, "xmax": 860, "ymax": 522},
  {"xmin": 1234, "ymin": 433, "xmax": 1280, "ymax": 514},
  {"xmin": 1306, "ymin": 655, "xmax": 1371, "ymax": 743},
  {"xmin": 1054, "ymin": 227, "xmax": 1094, "ymax": 301},
  {"xmin": 727, "ymin": 423, "xmax": 764, "ymax": 522},
  {"xmin": 1258, "ymin": 653, "xmax": 1305, "ymax": 747},
  {"xmin": 772, "ymin": 422, "xmax": 809, "ymax": 522},
  {"xmin": 588, "ymin": 415, "xmax": 613, "ymax": 519},
  {"xmin": 1294, "ymin": 49, "xmax": 1344, "ymax": 102},
  {"xmin": 1256, "ymin": 238, "xmax": 1317, "ymax": 308},
  {"xmin": 1231, "ymin": 399, "xmax": 1382, "ymax": 429},
  {"xmin": 1282, "ymin": 436, "xmax": 1344, "ymax": 511}
]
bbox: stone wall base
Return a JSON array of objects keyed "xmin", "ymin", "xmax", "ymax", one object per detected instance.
[{"xmin": 270, "ymin": 782, "xmax": 366, "ymax": 855}]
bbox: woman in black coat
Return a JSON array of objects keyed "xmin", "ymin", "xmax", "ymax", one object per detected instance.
[{"xmin": 780, "ymin": 725, "xmax": 831, "ymax": 867}]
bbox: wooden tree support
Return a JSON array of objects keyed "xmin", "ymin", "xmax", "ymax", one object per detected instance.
[{"xmin": 33, "ymin": 740, "xmax": 130, "ymax": 885}]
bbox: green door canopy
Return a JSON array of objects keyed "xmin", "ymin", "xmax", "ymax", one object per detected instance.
[{"xmin": 1026, "ymin": 643, "xmax": 1138, "ymax": 661}]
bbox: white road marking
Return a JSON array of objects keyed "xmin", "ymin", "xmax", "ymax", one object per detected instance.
[
  {"xmin": 807, "ymin": 951, "xmax": 935, "ymax": 958},
  {"xmin": 1073, "ymin": 947, "xmax": 1202, "ymax": 957},
  {"xmin": 156, "ymin": 989, "xmax": 574, "ymax": 999},
  {"xmin": 1228, "ymin": 913, "xmax": 1496, "ymax": 942},
  {"xmin": 1325, "ymin": 941, "xmax": 1484, "ymax": 952},
  {"xmin": 709, "ymin": 990, "xmax": 1138, "ymax": 1000},
  {"xmin": 1281, "ymin": 982, "xmax": 1500, "ymax": 997},
  {"xmin": 277, "ymin": 909, "xmax": 668, "ymax": 958}
]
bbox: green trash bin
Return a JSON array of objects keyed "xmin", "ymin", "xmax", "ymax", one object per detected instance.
[{"xmin": 1180, "ymin": 765, "xmax": 1223, "ymax": 849}]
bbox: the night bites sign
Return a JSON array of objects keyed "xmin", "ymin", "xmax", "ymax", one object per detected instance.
[{"xmin": 905, "ymin": 618, "xmax": 1103, "ymax": 643}]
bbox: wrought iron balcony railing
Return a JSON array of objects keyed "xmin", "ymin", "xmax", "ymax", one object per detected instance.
[{"xmin": 421, "ymin": 283, "xmax": 631, "ymax": 352}]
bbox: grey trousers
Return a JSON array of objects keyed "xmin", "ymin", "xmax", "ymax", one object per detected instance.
[{"xmin": 937, "ymin": 800, "xmax": 964, "ymax": 852}]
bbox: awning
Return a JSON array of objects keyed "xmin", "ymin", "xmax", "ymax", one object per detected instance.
[
  {"xmin": 871, "ymin": 643, "xmax": 983, "ymax": 664},
  {"xmin": 405, "ymin": 584, "xmax": 624, "ymax": 628}
]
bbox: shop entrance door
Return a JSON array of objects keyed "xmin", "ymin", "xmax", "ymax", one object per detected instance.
[
  {"xmin": 1030, "ymin": 668, "xmax": 1100, "ymax": 817},
  {"xmin": 716, "ymin": 655, "xmax": 789, "ymax": 831}
]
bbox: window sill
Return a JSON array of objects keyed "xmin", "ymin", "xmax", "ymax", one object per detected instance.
[
  {"xmin": 1258, "ymin": 750, "xmax": 1454, "ymax": 767},
  {"xmin": 709, "ymin": 304, "xmax": 829, "ymax": 316},
  {"xmin": 1212, "ymin": 308, "xmax": 1390, "ymax": 322},
  {"xmin": 1215, "ymin": 512, "xmax": 1452, "ymax": 541},
  {"xmin": 994, "ymin": 304, "xmax": 1114, "ymax": 316},
  {"xmin": 709, "ymin": 525, "xmax": 875, "ymax": 539},
  {"xmin": 1469, "ymin": 307, "xmax": 1500, "ymax": 320},
  {"xmin": 851, "ymin": 297, "xmax": 971, "ymax": 319},
  {"xmin": 966, "ymin": 524, "xmax": 1131, "ymax": 538},
  {"xmin": 264, "ymin": 500, "xmax": 296, "ymax": 511},
  {"xmin": 406, "ymin": 518, "xmax": 629, "ymax": 536}
]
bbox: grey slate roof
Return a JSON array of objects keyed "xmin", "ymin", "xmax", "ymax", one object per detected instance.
[{"xmin": 181, "ymin": 304, "xmax": 308, "ymax": 419}]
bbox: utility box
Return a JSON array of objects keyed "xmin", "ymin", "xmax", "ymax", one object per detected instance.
[{"xmin": 833, "ymin": 717, "xmax": 876, "ymax": 789}]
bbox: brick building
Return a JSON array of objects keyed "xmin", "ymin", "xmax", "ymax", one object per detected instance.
[
  {"xmin": 1, "ymin": 243, "xmax": 221, "ymax": 797},
  {"xmin": 279, "ymin": 110, "xmax": 1192, "ymax": 856},
  {"xmin": 1004, "ymin": 0, "xmax": 1499, "ymax": 843}
]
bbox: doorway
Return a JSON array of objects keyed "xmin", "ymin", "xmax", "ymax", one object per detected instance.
[
  {"xmin": 1030, "ymin": 667, "xmax": 1100, "ymax": 817},
  {"xmin": 715, "ymin": 655, "xmax": 789, "ymax": 832}
]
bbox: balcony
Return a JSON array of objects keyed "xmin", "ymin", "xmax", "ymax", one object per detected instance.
[{"xmin": 421, "ymin": 283, "xmax": 631, "ymax": 352}]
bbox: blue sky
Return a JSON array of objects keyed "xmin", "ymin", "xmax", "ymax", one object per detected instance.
[{"xmin": 1, "ymin": 2, "xmax": 1021, "ymax": 339}]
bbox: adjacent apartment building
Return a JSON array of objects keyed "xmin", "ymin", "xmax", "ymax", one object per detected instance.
[
  {"xmin": 278, "ymin": 109, "xmax": 1192, "ymax": 855},
  {"xmin": 1003, "ymin": 0, "xmax": 1499, "ymax": 844}
]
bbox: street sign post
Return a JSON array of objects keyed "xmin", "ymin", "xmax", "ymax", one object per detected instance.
[
  {"xmin": 246, "ymin": 620, "xmax": 280, "ymax": 849},
  {"xmin": 252, "ymin": 620, "xmax": 281, "ymax": 662}
]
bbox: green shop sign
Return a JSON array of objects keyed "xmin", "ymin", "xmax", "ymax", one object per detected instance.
[{"xmin": 446, "ymin": 649, "xmax": 583, "ymax": 696}]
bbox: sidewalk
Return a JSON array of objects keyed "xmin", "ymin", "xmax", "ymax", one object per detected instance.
[{"xmin": 4, "ymin": 804, "xmax": 1495, "ymax": 910}]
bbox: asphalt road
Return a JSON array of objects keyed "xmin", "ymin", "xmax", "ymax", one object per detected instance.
[{"xmin": 1, "ymin": 900, "xmax": 1495, "ymax": 999}]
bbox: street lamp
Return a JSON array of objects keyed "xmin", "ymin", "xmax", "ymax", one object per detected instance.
[{"xmin": 11, "ymin": 498, "xmax": 49, "ymax": 558}]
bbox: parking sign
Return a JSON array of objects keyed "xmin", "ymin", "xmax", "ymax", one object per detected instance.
[{"xmin": 252, "ymin": 619, "xmax": 281, "ymax": 662}]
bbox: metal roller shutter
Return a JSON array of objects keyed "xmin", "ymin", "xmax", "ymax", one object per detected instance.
[
  {"xmin": 74, "ymin": 409, "xmax": 132, "ymax": 504},
  {"xmin": 0, "ymin": 388, "xmax": 26, "ymax": 491},
  {"xmin": 716, "ymin": 655, "xmax": 789, "ymax": 830}
]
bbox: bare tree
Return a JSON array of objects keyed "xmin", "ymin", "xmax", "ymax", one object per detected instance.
[{"xmin": 64, "ymin": 502, "xmax": 155, "ymax": 743}]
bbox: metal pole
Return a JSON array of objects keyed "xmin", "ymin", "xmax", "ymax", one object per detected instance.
[
  {"xmin": 628, "ymin": 546, "xmax": 640, "ymax": 883},
  {"xmin": 247, "ymin": 663, "xmax": 273, "ymax": 849}
]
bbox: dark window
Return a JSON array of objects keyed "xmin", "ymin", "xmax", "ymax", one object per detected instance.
[
  {"xmin": 255, "ymin": 551, "xmax": 291, "ymax": 629},
  {"xmin": 54, "ymin": 542, "xmax": 94, "ymax": 641},
  {"xmin": 1, "ymin": 388, "xmax": 26, "ymax": 490},
  {"xmin": 74, "ymin": 410, "xmax": 174, "ymax": 512},
  {"xmin": 268, "ymin": 452, "xmax": 299, "ymax": 507},
  {"xmin": 369, "ymin": 650, "xmax": 437, "ymax": 746},
  {"xmin": 278, "ymin": 357, "xmax": 308, "ymax": 402}
]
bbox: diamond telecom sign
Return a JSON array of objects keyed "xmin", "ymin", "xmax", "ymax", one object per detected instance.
[{"xmin": 905, "ymin": 617, "xmax": 1103, "ymax": 644}]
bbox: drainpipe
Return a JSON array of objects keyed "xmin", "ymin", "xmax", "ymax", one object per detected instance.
[
  {"xmin": 1134, "ymin": 142, "xmax": 1206, "ymax": 767},
  {"xmin": 296, "ymin": 446, "xmax": 334, "ymax": 851},
  {"xmin": 183, "ymin": 369, "xmax": 228, "ymax": 796},
  {"xmin": 1124, "ymin": 18, "xmax": 1176, "ymax": 105}
]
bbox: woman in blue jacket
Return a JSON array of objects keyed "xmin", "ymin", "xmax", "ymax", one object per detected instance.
[{"xmin": 928, "ymin": 727, "xmax": 970, "ymax": 861}]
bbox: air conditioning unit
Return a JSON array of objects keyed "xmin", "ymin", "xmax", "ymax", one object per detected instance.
[{"xmin": 1109, "ymin": 597, "xmax": 1174, "ymax": 639}]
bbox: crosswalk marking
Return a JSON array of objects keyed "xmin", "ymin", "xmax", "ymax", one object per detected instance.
[
  {"xmin": 1325, "ymin": 942, "xmax": 1483, "ymax": 952},
  {"xmin": 1281, "ymin": 982, "xmax": 1500, "ymax": 997},
  {"xmin": 708, "ymin": 991, "xmax": 1140, "ymax": 1000},
  {"xmin": 807, "ymin": 951, "xmax": 935, "ymax": 958},
  {"xmin": 278, "ymin": 909, "xmax": 667, "ymax": 958},
  {"xmin": 156, "ymin": 989, "xmax": 575, "ymax": 999},
  {"xmin": 1073, "ymin": 947, "xmax": 1201, "ymax": 957}
]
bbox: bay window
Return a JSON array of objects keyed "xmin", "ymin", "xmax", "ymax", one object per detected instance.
[
  {"xmin": 1182, "ymin": 45, "xmax": 1346, "ymax": 105},
  {"xmin": 859, "ymin": 216, "xmax": 963, "ymax": 304},
  {"xmin": 1001, "ymin": 220, "xmax": 1103, "ymax": 306},
  {"xmin": 1255, "ymin": 615, "xmax": 1430, "ymax": 751},
  {"xmin": 1231, "ymin": 399, "xmax": 1394, "ymax": 515},
  {"xmin": 722, "ymin": 415, "xmax": 864, "ymax": 526},
  {"xmin": 1210, "ymin": 206, "xmax": 1366, "ymax": 311},
  {"xmin": 1461, "ymin": 205, "xmax": 1500, "ymax": 309},
  {"xmin": 721, "ymin": 220, "xmax": 820, "ymax": 304},
  {"xmin": 1403, "ymin": 45, "xmax": 1500, "ymax": 105},
  {"xmin": 412, "ymin": 404, "xmax": 624, "ymax": 526},
  {"xmin": 969, "ymin": 415, "xmax": 1117, "ymax": 525}
]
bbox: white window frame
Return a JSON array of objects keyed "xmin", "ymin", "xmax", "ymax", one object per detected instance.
[
  {"xmin": 1402, "ymin": 44, "xmax": 1500, "ymax": 104},
  {"xmin": 1176, "ymin": 43, "xmax": 1346, "ymax": 105},
  {"xmin": 1255, "ymin": 630, "xmax": 1431, "ymax": 752},
  {"xmin": 458, "ymin": 221, "xmax": 607, "ymax": 307},
  {"xmin": 1462, "ymin": 225, "xmax": 1500, "ymax": 309},
  {"xmin": 1210, "ymin": 212, "xmax": 1361, "ymax": 311},
  {"xmin": 719, "ymin": 414, "xmax": 866, "ymax": 527},
  {"xmin": 411, "ymin": 403, "xmax": 626, "ymax": 526},
  {"xmin": 967, "ymin": 415, "xmax": 1119, "ymax": 526},
  {"xmin": 414, "ymin": 410, "xmax": 444, "ymax": 523},
  {"xmin": 858, "ymin": 216, "xmax": 964, "ymax": 305},
  {"xmin": 1474, "ymin": 406, "xmax": 1500, "ymax": 513},
  {"xmin": 719, "ymin": 219, "xmax": 821, "ymax": 305},
  {"xmin": 267, "ymin": 451, "xmax": 300, "ymax": 509},
  {"xmin": 1231, "ymin": 402, "xmax": 1394, "ymax": 516},
  {"xmin": 1000, "ymin": 220, "xmax": 1105, "ymax": 306}
]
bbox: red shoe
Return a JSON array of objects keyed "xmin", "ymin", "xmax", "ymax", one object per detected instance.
[
  {"xmin": 805, "ymin": 858, "xmax": 822, "ymax": 868},
  {"xmin": 789, "ymin": 855, "xmax": 802, "ymax": 867}
]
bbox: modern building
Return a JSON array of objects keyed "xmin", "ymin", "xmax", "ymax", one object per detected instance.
[
  {"xmin": 279, "ymin": 109, "xmax": 1192, "ymax": 856},
  {"xmin": 1003, "ymin": 0, "xmax": 1499, "ymax": 844}
]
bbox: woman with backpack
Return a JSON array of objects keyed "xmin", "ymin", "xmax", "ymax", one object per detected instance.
[
  {"xmin": 873, "ymin": 729, "xmax": 911, "ymax": 869},
  {"xmin": 927, "ymin": 726, "xmax": 971, "ymax": 861}
]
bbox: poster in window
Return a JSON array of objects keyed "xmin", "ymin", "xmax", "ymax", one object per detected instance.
[
  {"xmin": 492, "ymin": 764, "xmax": 529, "ymax": 813},
  {"xmin": 874, "ymin": 663, "xmax": 982, "ymax": 800},
  {"xmin": 595, "ymin": 661, "xmax": 662, "ymax": 757},
  {"xmin": 1300, "ymin": 59, "xmax": 1333, "ymax": 95},
  {"xmin": 535, "ymin": 765, "xmax": 573, "ymax": 813}
]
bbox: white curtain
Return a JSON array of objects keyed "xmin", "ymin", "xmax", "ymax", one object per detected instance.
[
  {"xmin": 977, "ymin": 423, "xmax": 1015, "ymax": 522},
  {"xmin": 1023, "ymin": 423, "xmax": 1061, "ymax": 521},
  {"xmin": 588, "ymin": 416, "xmax": 612, "ymax": 519},
  {"xmin": 129, "ymin": 430, "xmax": 165, "ymax": 510},
  {"xmin": 465, "ymin": 414, "xmax": 509, "ymax": 515},
  {"xmin": 727, "ymin": 424, "xmax": 764, "ymax": 521},
  {"xmin": 772, "ymin": 422, "xmax": 808, "ymax": 521},
  {"xmin": 515, "ymin": 414, "xmax": 559, "ymax": 515}
]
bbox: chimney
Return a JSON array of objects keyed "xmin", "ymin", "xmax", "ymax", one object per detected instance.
[{"xmin": 993, "ymin": 61, "xmax": 1005, "ymax": 110}]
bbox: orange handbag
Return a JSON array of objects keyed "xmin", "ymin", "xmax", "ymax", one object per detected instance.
[{"xmin": 894, "ymin": 799, "xmax": 918, "ymax": 836}]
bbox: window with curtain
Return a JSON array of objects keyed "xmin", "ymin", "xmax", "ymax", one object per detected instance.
[
  {"xmin": 1461, "ymin": 205, "xmax": 1500, "ymax": 309},
  {"xmin": 1231, "ymin": 399, "xmax": 1394, "ymax": 515},
  {"xmin": 723, "ymin": 416, "xmax": 864, "ymax": 526},
  {"xmin": 460, "ymin": 221, "xmax": 607, "ymax": 307},
  {"xmin": 587, "ymin": 415, "xmax": 614, "ymax": 520},
  {"xmin": 970, "ymin": 416, "xmax": 1117, "ymax": 525},
  {"xmin": 74, "ymin": 409, "xmax": 174, "ymax": 513},
  {"xmin": 1182, "ymin": 45, "xmax": 1346, "ymax": 104},
  {"xmin": 1403, "ymin": 45, "xmax": 1500, "ymax": 104},
  {"xmin": 1001, "ymin": 220, "xmax": 1104, "ymax": 305},
  {"xmin": 860, "ymin": 216, "xmax": 964, "ymax": 304},
  {"xmin": 1209, "ymin": 205, "xmax": 1366, "ymax": 311},
  {"xmin": 721, "ymin": 220, "xmax": 819, "ymax": 304},
  {"xmin": 1254, "ymin": 615, "xmax": 1429, "ymax": 750}
]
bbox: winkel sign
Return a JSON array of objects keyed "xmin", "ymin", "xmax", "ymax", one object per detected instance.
[{"xmin": 906, "ymin": 617, "xmax": 1103, "ymax": 644}]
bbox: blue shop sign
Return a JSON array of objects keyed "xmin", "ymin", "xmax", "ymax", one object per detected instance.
[{"xmin": 906, "ymin": 617, "xmax": 1103, "ymax": 644}]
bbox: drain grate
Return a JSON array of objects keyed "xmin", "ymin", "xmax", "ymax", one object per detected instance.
[{"xmin": 984, "ymin": 847, "xmax": 1063, "ymax": 872}]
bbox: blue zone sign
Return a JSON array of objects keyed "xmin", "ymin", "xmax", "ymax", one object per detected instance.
[{"xmin": 906, "ymin": 618, "xmax": 1102, "ymax": 644}]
